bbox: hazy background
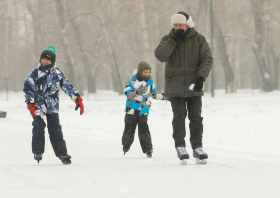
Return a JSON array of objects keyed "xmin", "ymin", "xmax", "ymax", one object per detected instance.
[{"xmin": 0, "ymin": 0, "xmax": 279, "ymax": 96}]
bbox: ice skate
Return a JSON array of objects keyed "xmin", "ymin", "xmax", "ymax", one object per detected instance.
[
  {"xmin": 34, "ymin": 153, "xmax": 42, "ymax": 164},
  {"xmin": 145, "ymin": 149, "xmax": 153, "ymax": 158},
  {"xmin": 176, "ymin": 147, "xmax": 189, "ymax": 165},
  {"xmin": 193, "ymin": 147, "xmax": 208, "ymax": 164},
  {"xmin": 58, "ymin": 154, "xmax": 71, "ymax": 164},
  {"xmin": 195, "ymin": 158, "xmax": 207, "ymax": 164},
  {"xmin": 123, "ymin": 145, "xmax": 130, "ymax": 155}
]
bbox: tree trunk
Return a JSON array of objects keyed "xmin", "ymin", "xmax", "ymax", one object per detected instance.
[
  {"xmin": 25, "ymin": 0, "xmax": 43, "ymax": 57},
  {"xmin": 152, "ymin": 0, "xmax": 164, "ymax": 92},
  {"xmin": 70, "ymin": 18, "xmax": 96, "ymax": 93},
  {"xmin": 55, "ymin": 0, "xmax": 78, "ymax": 90},
  {"xmin": 138, "ymin": 0, "xmax": 150, "ymax": 62},
  {"xmin": 251, "ymin": 0, "xmax": 275, "ymax": 92},
  {"xmin": 98, "ymin": 5, "xmax": 123, "ymax": 95},
  {"xmin": 213, "ymin": 13, "xmax": 236, "ymax": 93}
]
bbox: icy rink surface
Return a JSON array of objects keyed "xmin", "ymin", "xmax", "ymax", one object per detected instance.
[{"xmin": 0, "ymin": 89, "xmax": 280, "ymax": 198}]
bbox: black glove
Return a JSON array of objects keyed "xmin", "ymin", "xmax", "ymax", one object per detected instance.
[
  {"xmin": 193, "ymin": 76, "xmax": 204, "ymax": 92},
  {"xmin": 171, "ymin": 29, "xmax": 185, "ymax": 42}
]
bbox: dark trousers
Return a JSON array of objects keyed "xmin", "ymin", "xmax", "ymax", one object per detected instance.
[
  {"xmin": 122, "ymin": 114, "xmax": 153, "ymax": 153},
  {"xmin": 170, "ymin": 96, "xmax": 203, "ymax": 149},
  {"xmin": 32, "ymin": 113, "xmax": 67, "ymax": 156}
]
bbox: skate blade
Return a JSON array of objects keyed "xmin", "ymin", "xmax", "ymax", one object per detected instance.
[
  {"xmin": 195, "ymin": 158, "xmax": 207, "ymax": 164},
  {"xmin": 180, "ymin": 159, "xmax": 188, "ymax": 165}
]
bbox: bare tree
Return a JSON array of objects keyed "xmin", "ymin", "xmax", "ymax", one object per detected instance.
[
  {"xmin": 98, "ymin": 0, "xmax": 123, "ymax": 94},
  {"xmin": 213, "ymin": 1, "xmax": 236, "ymax": 93},
  {"xmin": 2, "ymin": 0, "xmax": 280, "ymax": 94},
  {"xmin": 55, "ymin": 0, "xmax": 78, "ymax": 90},
  {"xmin": 152, "ymin": 0, "xmax": 164, "ymax": 92},
  {"xmin": 251, "ymin": 0, "xmax": 278, "ymax": 91}
]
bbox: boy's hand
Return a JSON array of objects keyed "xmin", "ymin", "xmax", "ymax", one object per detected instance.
[
  {"xmin": 27, "ymin": 104, "xmax": 37, "ymax": 117},
  {"xmin": 137, "ymin": 86, "xmax": 148, "ymax": 96},
  {"xmin": 161, "ymin": 93, "xmax": 169, "ymax": 101},
  {"xmin": 75, "ymin": 97, "xmax": 84, "ymax": 115}
]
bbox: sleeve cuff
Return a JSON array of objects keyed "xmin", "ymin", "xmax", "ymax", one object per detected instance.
[
  {"xmin": 166, "ymin": 37, "xmax": 177, "ymax": 47},
  {"xmin": 72, "ymin": 96, "xmax": 78, "ymax": 102}
]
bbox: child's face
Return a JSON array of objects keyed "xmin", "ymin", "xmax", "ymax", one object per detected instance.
[
  {"xmin": 141, "ymin": 70, "xmax": 151, "ymax": 78},
  {"xmin": 41, "ymin": 58, "xmax": 52, "ymax": 66}
]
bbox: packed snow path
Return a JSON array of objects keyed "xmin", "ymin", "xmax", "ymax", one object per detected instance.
[{"xmin": 0, "ymin": 90, "xmax": 279, "ymax": 198}]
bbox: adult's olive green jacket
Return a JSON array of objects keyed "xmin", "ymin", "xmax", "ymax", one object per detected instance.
[{"xmin": 155, "ymin": 28, "xmax": 213, "ymax": 97}]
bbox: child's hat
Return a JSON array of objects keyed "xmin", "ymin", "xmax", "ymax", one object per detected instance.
[
  {"xmin": 138, "ymin": 60, "xmax": 151, "ymax": 74},
  {"xmin": 40, "ymin": 45, "xmax": 56, "ymax": 64}
]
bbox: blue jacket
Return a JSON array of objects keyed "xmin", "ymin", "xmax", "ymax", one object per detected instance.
[
  {"xmin": 124, "ymin": 71, "xmax": 164, "ymax": 115},
  {"xmin": 23, "ymin": 61, "xmax": 80, "ymax": 114}
]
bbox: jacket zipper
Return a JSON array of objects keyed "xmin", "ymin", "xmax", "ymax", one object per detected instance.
[{"xmin": 182, "ymin": 40, "xmax": 186, "ymax": 97}]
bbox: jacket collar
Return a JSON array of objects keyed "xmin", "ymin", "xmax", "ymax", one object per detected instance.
[
  {"xmin": 169, "ymin": 28, "xmax": 197, "ymax": 40},
  {"xmin": 39, "ymin": 64, "xmax": 53, "ymax": 71}
]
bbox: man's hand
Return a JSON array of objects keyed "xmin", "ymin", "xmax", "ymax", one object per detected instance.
[
  {"xmin": 193, "ymin": 76, "xmax": 204, "ymax": 92},
  {"xmin": 171, "ymin": 29, "xmax": 185, "ymax": 42},
  {"xmin": 27, "ymin": 104, "xmax": 37, "ymax": 117},
  {"xmin": 75, "ymin": 97, "xmax": 84, "ymax": 115}
]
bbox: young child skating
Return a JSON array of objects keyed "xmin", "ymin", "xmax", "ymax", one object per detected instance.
[
  {"xmin": 23, "ymin": 46, "xmax": 84, "ymax": 165},
  {"xmin": 122, "ymin": 60, "xmax": 165, "ymax": 157}
]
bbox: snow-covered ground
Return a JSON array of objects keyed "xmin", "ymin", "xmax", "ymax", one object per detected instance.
[{"xmin": 0, "ymin": 89, "xmax": 280, "ymax": 198}]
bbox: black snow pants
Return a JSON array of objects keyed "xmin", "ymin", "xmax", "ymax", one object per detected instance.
[
  {"xmin": 170, "ymin": 96, "xmax": 203, "ymax": 149},
  {"xmin": 122, "ymin": 114, "xmax": 153, "ymax": 153},
  {"xmin": 32, "ymin": 113, "xmax": 67, "ymax": 156}
]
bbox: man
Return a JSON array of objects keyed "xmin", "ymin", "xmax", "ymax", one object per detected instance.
[{"xmin": 155, "ymin": 12, "xmax": 213, "ymax": 165}]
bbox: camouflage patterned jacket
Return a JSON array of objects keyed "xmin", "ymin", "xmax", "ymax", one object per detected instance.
[{"xmin": 23, "ymin": 61, "xmax": 80, "ymax": 114}]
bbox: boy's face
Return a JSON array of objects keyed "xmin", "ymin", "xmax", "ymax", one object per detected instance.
[
  {"xmin": 141, "ymin": 69, "xmax": 151, "ymax": 78},
  {"xmin": 41, "ymin": 58, "xmax": 52, "ymax": 66}
]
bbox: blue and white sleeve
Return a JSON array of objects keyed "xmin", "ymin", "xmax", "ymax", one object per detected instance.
[
  {"xmin": 150, "ymin": 82, "xmax": 164, "ymax": 100},
  {"xmin": 59, "ymin": 70, "xmax": 80, "ymax": 102},
  {"xmin": 23, "ymin": 70, "xmax": 37, "ymax": 104}
]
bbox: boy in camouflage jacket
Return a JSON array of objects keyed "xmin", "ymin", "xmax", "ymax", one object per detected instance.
[{"xmin": 23, "ymin": 46, "xmax": 84, "ymax": 164}]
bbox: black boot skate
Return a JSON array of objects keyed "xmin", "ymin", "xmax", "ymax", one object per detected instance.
[
  {"xmin": 123, "ymin": 145, "xmax": 130, "ymax": 155},
  {"xmin": 58, "ymin": 154, "xmax": 71, "ymax": 164},
  {"xmin": 193, "ymin": 147, "xmax": 208, "ymax": 164},
  {"xmin": 145, "ymin": 149, "xmax": 153, "ymax": 158},
  {"xmin": 176, "ymin": 147, "xmax": 189, "ymax": 165},
  {"xmin": 34, "ymin": 153, "xmax": 43, "ymax": 164}
]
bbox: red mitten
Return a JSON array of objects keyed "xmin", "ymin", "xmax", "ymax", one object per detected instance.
[
  {"xmin": 75, "ymin": 97, "xmax": 84, "ymax": 115},
  {"xmin": 27, "ymin": 104, "xmax": 37, "ymax": 117}
]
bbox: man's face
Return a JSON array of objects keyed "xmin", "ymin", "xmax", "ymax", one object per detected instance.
[
  {"xmin": 174, "ymin": 23, "xmax": 188, "ymax": 32},
  {"xmin": 41, "ymin": 58, "xmax": 52, "ymax": 66}
]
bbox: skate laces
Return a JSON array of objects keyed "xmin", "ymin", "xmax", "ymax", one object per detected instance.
[
  {"xmin": 194, "ymin": 147, "xmax": 206, "ymax": 155},
  {"xmin": 176, "ymin": 147, "xmax": 187, "ymax": 155},
  {"xmin": 59, "ymin": 154, "xmax": 69, "ymax": 159}
]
